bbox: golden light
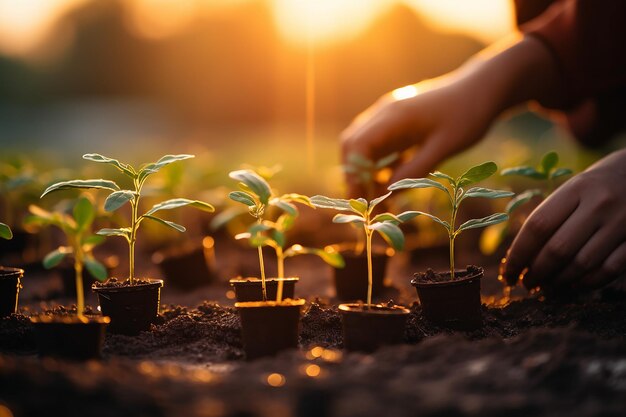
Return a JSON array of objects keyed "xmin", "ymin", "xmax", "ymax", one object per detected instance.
[
  {"xmin": 391, "ymin": 85, "xmax": 419, "ymax": 101},
  {"xmin": 124, "ymin": 0, "xmax": 198, "ymax": 40},
  {"xmin": 266, "ymin": 373, "xmax": 286, "ymax": 387},
  {"xmin": 403, "ymin": 0, "xmax": 515, "ymax": 44},
  {"xmin": 304, "ymin": 364, "xmax": 322, "ymax": 378},
  {"xmin": 271, "ymin": 0, "xmax": 390, "ymax": 46},
  {"xmin": 0, "ymin": 404, "xmax": 14, "ymax": 417}
]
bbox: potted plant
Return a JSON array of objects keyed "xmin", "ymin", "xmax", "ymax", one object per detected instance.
[
  {"xmin": 311, "ymin": 191, "xmax": 417, "ymax": 352},
  {"xmin": 226, "ymin": 168, "xmax": 317, "ymax": 359},
  {"xmin": 25, "ymin": 196, "xmax": 110, "ymax": 359},
  {"xmin": 334, "ymin": 152, "xmax": 400, "ymax": 301},
  {"xmin": 389, "ymin": 161, "xmax": 513, "ymax": 330},
  {"xmin": 0, "ymin": 222, "xmax": 24, "ymax": 318},
  {"xmin": 41, "ymin": 153, "xmax": 215, "ymax": 335},
  {"xmin": 489, "ymin": 151, "xmax": 573, "ymax": 285}
]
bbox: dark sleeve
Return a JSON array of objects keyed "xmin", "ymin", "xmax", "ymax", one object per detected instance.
[{"xmin": 518, "ymin": 0, "xmax": 626, "ymax": 110}]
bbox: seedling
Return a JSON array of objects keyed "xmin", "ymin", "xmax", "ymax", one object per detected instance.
[
  {"xmin": 41, "ymin": 154, "xmax": 215, "ymax": 285},
  {"xmin": 388, "ymin": 162, "xmax": 513, "ymax": 280},
  {"xmin": 25, "ymin": 196, "xmax": 107, "ymax": 318},
  {"xmin": 311, "ymin": 192, "xmax": 418, "ymax": 308},
  {"xmin": 0, "ymin": 157, "xmax": 37, "ymax": 229},
  {"xmin": 344, "ymin": 152, "xmax": 399, "ymax": 200},
  {"xmin": 228, "ymin": 169, "xmax": 343, "ymax": 302},
  {"xmin": 0, "ymin": 222, "xmax": 12, "ymax": 240},
  {"xmin": 481, "ymin": 151, "xmax": 573, "ymax": 256}
]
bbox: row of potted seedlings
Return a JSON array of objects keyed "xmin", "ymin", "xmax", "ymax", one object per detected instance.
[{"xmin": 0, "ymin": 153, "xmax": 516, "ymax": 360}]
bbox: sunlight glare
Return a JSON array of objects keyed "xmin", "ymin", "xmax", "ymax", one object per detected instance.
[
  {"xmin": 124, "ymin": 0, "xmax": 198, "ymax": 40},
  {"xmin": 392, "ymin": 85, "xmax": 419, "ymax": 101}
]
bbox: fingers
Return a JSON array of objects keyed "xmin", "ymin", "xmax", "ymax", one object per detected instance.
[
  {"xmin": 502, "ymin": 190, "xmax": 579, "ymax": 287},
  {"xmin": 389, "ymin": 134, "xmax": 447, "ymax": 183},
  {"xmin": 579, "ymin": 241, "xmax": 626, "ymax": 289}
]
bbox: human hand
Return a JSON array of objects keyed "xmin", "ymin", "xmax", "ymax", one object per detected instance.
[{"xmin": 503, "ymin": 149, "xmax": 626, "ymax": 291}]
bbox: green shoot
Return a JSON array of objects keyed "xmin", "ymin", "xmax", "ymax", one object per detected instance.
[
  {"xmin": 311, "ymin": 192, "xmax": 418, "ymax": 308},
  {"xmin": 0, "ymin": 157, "xmax": 37, "ymax": 229},
  {"xmin": 343, "ymin": 152, "xmax": 399, "ymax": 200},
  {"xmin": 25, "ymin": 196, "xmax": 107, "ymax": 318},
  {"xmin": 228, "ymin": 169, "xmax": 343, "ymax": 302},
  {"xmin": 389, "ymin": 162, "xmax": 513, "ymax": 280},
  {"xmin": 0, "ymin": 222, "xmax": 12, "ymax": 240},
  {"xmin": 41, "ymin": 154, "xmax": 215, "ymax": 285}
]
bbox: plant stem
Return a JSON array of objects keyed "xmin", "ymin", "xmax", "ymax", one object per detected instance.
[
  {"xmin": 449, "ymin": 187, "xmax": 459, "ymax": 280},
  {"xmin": 276, "ymin": 246, "xmax": 284, "ymax": 303},
  {"xmin": 366, "ymin": 228, "xmax": 374, "ymax": 309},
  {"xmin": 129, "ymin": 183, "xmax": 140, "ymax": 285},
  {"xmin": 449, "ymin": 235, "xmax": 455, "ymax": 281},
  {"xmin": 75, "ymin": 260, "xmax": 84, "ymax": 318},
  {"xmin": 258, "ymin": 246, "xmax": 267, "ymax": 301}
]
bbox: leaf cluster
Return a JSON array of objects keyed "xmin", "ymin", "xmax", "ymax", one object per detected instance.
[{"xmin": 388, "ymin": 162, "xmax": 513, "ymax": 238}]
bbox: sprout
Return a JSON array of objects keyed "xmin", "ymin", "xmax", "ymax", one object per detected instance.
[
  {"xmin": 41, "ymin": 154, "xmax": 215, "ymax": 285},
  {"xmin": 228, "ymin": 169, "xmax": 344, "ymax": 302},
  {"xmin": 25, "ymin": 196, "xmax": 107, "ymax": 318},
  {"xmin": 343, "ymin": 152, "xmax": 399, "ymax": 200},
  {"xmin": 311, "ymin": 192, "xmax": 418, "ymax": 308},
  {"xmin": 389, "ymin": 161, "xmax": 514, "ymax": 280},
  {"xmin": 0, "ymin": 222, "xmax": 12, "ymax": 240}
]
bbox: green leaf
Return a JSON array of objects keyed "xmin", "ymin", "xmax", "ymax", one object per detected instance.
[
  {"xmin": 371, "ymin": 212, "xmax": 400, "ymax": 223},
  {"xmin": 310, "ymin": 195, "xmax": 352, "ymax": 211},
  {"xmin": 457, "ymin": 161, "xmax": 497, "ymax": 186},
  {"xmin": 104, "ymin": 190, "xmax": 135, "ymax": 212},
  {"xmin": 83, "ymin": 153, "xmax": 136, "ymax": 178},
  {"xmin": 229, "ymin": 170, "xmax": 272, "ymax": 205},
  {"xmin": 457, "ymin": 213, "xmax": 509, "ymax": 233},
  {"xmin": 73, "ymin": 196, "xmax": 95, "ymax": 231},
  {"xmin": 279, "ymin": 193, "xmax": 313, "ymax": 208},
  {"xmin": 41, "ymin": 179, "xmax": 120, "ymax": 198},
  {"xmin": 249, "ymin": 222, "xmax": 272, "ymax": 235},
  {"xmin": 143, "ymin": 216, "xmax": 186, "ymax": 232},
  {"xmin": 0, "ymin": 222, "xmax": 12, "ymax": 240},
  {"xmin": 82, "ymin": 234, "xmax": 105, "ymax": 249},
  {"xmin": 349, "ymin": 199, "xmax": 368, "ymax": 215},
  {"xmin": 271, "ymin": 199, "xmax": 298, "ymax": 216},
  {"xmin": 430, "ymin": 171, "xmax": 455, "ymax": 185},
  {"xmin": 388, "ymin": 178, "xmax": 449, "ymax": 194},
  {"xmin": 6, "ymin": 174, "xmax": 34, "ymax": 191},
  {"xmin": 84, "ymin": 256, "xmax": 108, "ymax": 281},
  {"xmin": 501, "ymin": 166, "xmax": 546, "ymax": 180},
  {"xmin": 506, "ymin": 189, "xmax": 542, "ymax": 213},
  {"xmin": 347, "ymin": 153, "xmax": 374, "ymax": 168},
  {"xmin": 368, "ymin": 221, "xmax": 405, "ymax": 251},
  {"xmin": 284, "ymin": 245, "xmax": 345, "ymax": 268},
  {"xmin": 462, "ymin": 187, "xmax": 514, "ymax": 201},
  {"xmin": 96, "ymin": 227, "xmax": 132, "ymax": 238},
  {"xmin": 550, "ymin": 168, "xmax": 573, "ymax": 179},
  {"xmin": 540, "ymin": 151, "xmax": 559, "ymax": 175},
  {"xmin": 229, "ymin": 191, "xmax": 256, "ymax": 207},
  {"xmin": 396, "ymin": 210, "xmax": 421, "ymax": 222},
  {"xmin": 332, "ymin": 214, "xmax": 365, "ymax": 225},
  {"xmin": 272, "ymin": 229, "xmax": 286, "ymax": 248},
  {"xmin": 368, "ymin": 191, "xmax": 392, "ymax": 213},
  {"xmin": 210, "ymin": 206, "xmax": 247, "ymax": 230},
  {"xmin": 411, "ymin": 211, "xmax": 451, "ymax": 232},
  {"xmin": 43, "ymin": 248, "xmax": 71, "ymax": 269},
  {"xmin": 144, "ymin": 198, "xmax": 215, "ymax": 216},
  {"xmin": 375, "ymin": 152, "xmax": 399, "ymax": 169},
  {"xmin": 275, "ymin": 213, "xmax": 296, "ymax": 232},
  {"xmin": 137, "ymin": 154, "xmax": 194, "ymax": 184}
]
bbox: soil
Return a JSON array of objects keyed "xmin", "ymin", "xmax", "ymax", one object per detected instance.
[
  {"xmin": 0, "ymin": 251, "xmax": 625, "ymax": 417},
  {"xmin": 414, "ymin": 265, "xmax": 483, "ymax": 283},
  {"xmin": 93, "ymin": 277, "xmax": 160, "ymax": 288}
]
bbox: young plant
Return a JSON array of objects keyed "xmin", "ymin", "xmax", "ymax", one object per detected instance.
[
  {"xmin": 388, "ymin": 162, "xmax": 514, "ymax": 280},
  {"xmin": 311, "ymin": 192, "xmax": 418, "ymax": 308},
  {"xmin": 41, "ymin": 154, "xmax": 215, "ymax": 285},
  {"xmin": 0, "ymin": 157, "xmax": 37, "ymax": 229},
  {"xmin": 480, "ymin": 151, "xmax": 574, "ymax": 256},
  {"xmin": 343, "ymin": 152, "xmax": 399, "ymax": 201},
  {"xmin": 0, "ymin": 222, "xmax": 12, "ymax": 240},
  {"xmin": 25, "ymin": 196, "xmax": 107, "ymax": 318},
  {"xmin": 228, "ymin": 169, "xmax": 343, "ymax": 302}
]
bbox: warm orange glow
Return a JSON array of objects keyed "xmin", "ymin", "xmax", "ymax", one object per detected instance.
[
  {"xmin": 392, "ymin": 85, "xmax": 419, "ymax": 101},
  {"xmin": 124, "ymin": 0, "xmax": 197, "ymax": 40},
  {"xmin": 304, "ymin": 364, "xmax": 321, "ymax": 377},
  {"xmin": 266, "ymin": 373, "xmax": 286, "ymax": 387},
  {"xmin": 0, "ymin": 404, "xmax": 15, "ymax": 417}
]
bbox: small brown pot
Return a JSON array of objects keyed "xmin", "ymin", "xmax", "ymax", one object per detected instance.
[
  {"xmin": 332, "ymin": 244, "xmax": 392, "ymax": 301},
  {"xmin": 0, "ymin": 266, "xmax": 23, "ymax": 317},
  {"xmin": 92, "ymin": 279, "xmax": 163, "ymax": 335},
  {"xmin": 152, "ymin": 236, "xmax": 216, "ymax": 290},
  {"xmin": 338, "ymin": 303, "xmax": 410, "ymax": 352},
  {"xmin": 412, "ymin": 266, "xmax": 483, "ymax": 330},
  {"xmin": 236, "ymin": 299, "xmax": 305, "ymax": 360},
  {"xmin": 230, "ymin": 277, "xmax": 298, "ymax": 302},
  {"xmin": 31, "ymin": 315, "xmax": 110, "ymax": 360}
]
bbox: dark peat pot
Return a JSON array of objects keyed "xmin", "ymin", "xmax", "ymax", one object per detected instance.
[
  {"xmin": 332, "ymin": 244, "xmax": 392, "ymax": 302},
  {"xmin": 92, "ymin": 278, "xmax": 163, "ymax": 335},
  {"xmin": 338, "ymin": 303, "xmax": 410, "ymax": 352},
  {"xmin": 31, "ymin": 315, "xmax": 110, "ymax": 360},
  {"xmin": 236, "ymin": 298, "xmax": 305, "ymax": 360},
  {"xmin": 152, "ymin": 236, "xmax": 216, "ymax": 290},
  {"xmin": 0, "ymin": 266, "xmax": 23, "ymax": 317},
  {"xmin": 412, "ymin": 265, "xmax": 483, "ymax": 330},
  {"xmin": 230, "ymin": 277, "xmax": 298, "ymax": 302}
]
